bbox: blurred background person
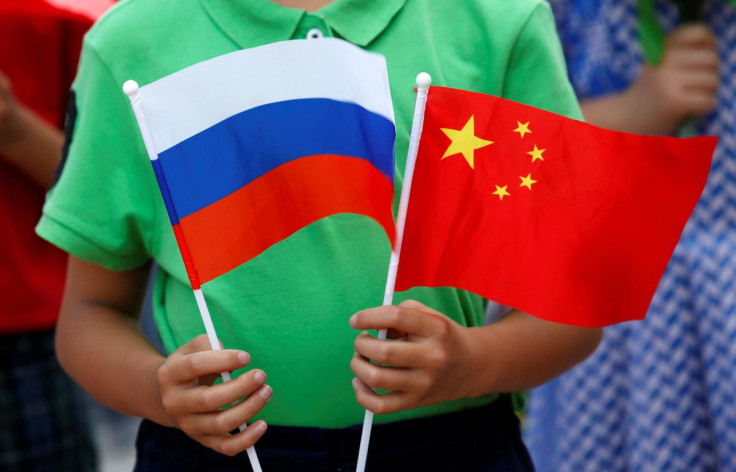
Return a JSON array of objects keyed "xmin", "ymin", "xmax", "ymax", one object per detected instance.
[
  {"xmin": 524, "ymin": 1, "xmax": 736, "ymax": 471},
  {"xmin": 0, "ymin": 1, "xmax": 111, "ymax": 470}
]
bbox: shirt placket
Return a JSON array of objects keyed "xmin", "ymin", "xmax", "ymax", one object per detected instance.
[{"xmin": 292, "ymin": 14, "xmax": 333, "ymax": 40}]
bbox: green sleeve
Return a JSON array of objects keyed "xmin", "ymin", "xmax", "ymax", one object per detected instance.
[
  {"xmin": 502, "ymin": 1, "xmax": 583, "ymax": 120},
  {"xmin": 36, "ymin": 40, "xmax": 158, "ymax": 271}
]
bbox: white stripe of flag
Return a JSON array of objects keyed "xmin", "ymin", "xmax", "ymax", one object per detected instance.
[{"xmin": 138, "ymin": 38, "xmax": 395, "ymax": 153}]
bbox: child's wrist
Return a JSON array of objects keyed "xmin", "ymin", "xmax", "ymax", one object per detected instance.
[{"xmin": 460, "ymin": 326, "xmax": 502, "ymax": 399}]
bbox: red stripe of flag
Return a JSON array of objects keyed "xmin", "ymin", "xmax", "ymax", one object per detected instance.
[
  {"xmin": 178, "ymin": 154, "xmax": 395, "ymax": 284},
  {"xmin": 171, "ymin": 225, "xmax": 202, "ymax": 290}
]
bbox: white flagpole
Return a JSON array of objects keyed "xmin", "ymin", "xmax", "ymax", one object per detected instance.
[
  {"xmin": 123, "ymin": 80, "xmax": 263, "ymax": 472},
  {"xmin": 355, "ymin": 72, "xmax": 432, "ymax": 472}
]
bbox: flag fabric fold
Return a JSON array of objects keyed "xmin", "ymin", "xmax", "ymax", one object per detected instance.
[{"xmin": 395, "ymin": 86, "xmax": 717, "ymax": 327}]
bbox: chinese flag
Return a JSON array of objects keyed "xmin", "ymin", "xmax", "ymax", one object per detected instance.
[{"xmin": 394, "ymin": 87, "xmax": 717, "ymax": 327}]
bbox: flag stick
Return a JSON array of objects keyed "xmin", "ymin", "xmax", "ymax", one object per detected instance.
[
  {"xmin": 355, "ymin": 72, "xmax": 432, "ymax": 472},
  {"xmin": 124, "ymin": 80, "xmax": 263, "ymax": 472}
]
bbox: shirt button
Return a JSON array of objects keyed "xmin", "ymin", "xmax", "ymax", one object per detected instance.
[{"xmin": 306, "ymin": 28, "xmax": 324, "ymax": 39}]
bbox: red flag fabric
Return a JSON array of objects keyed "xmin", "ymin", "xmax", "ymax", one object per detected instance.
[
  {"xmin": 0, "ymin": 0, "xmax": 114, "ymax": 22},
  {"xmin": 394, "ymin": 86, "xmax": 717, "ymax": 328}
]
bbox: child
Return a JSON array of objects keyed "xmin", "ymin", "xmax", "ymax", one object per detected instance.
[
  {"xmin": 525, "ymin": 1, "xmax": 736, "ymax": 471},
  {"xmin": 0, "ymin": 6, "xmax": 99, "ymax": 470},
  {"xmin": 39, "ymin": 0, "xmax": 601, "ymax": 470}
]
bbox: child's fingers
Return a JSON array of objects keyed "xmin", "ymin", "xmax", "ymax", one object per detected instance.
[
  {"xmin": 680, "ymin": 71, "xmax": 721, "ymax": 93},
  {"xmin": 679, "ymin": 90, "xmax": 718, "ymax": 115},
  {"xmin": 350, "ymin": 305, "xmax": 443, "ymax": 338},
  {"xmin": 177, "ymin": 333, "xmax": 217, "ymax": 354},
  {"xmin": 188, "ymin": 385, "xmax": 272, "ymax": 436},
  {"xmin": 671, "ymin": 49, "xmax": 720, "ymax": 72},
  {"xmin": 397, "ymin": 299, "xmax": 443, "ymax": 315},
  {"xmin": 200, "ymin": 420, "xmax": 268, "ymax": 457},
  {"xmin": 199, "ymin": 373, "xmax": 222, "ymax": 387},
  {"xmin": 165, "ymin": 349, "xmax": 250, "ymax": 384},
  {"xmin": 182, "ymin": 369, "xmax": 267, "ymax": 413},
  {"xmin": 353, "ymin": 332, "xmax": 427, "ymax": 368},
  {"xmin": 667, "ymin": 24, "xmax": 717, "ymax": 48},
  {"xmin": 352, "ymin": 377, "xmax": 408, "ymax": 415},
  {"xmin": 350, "ymin": 354, "xmax": 428, "ymax": 393}
]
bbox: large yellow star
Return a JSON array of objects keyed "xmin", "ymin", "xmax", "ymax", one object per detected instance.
[
  {"xmin": 528, "ymin": 145, "xmax": 546, "ymax": 162},
  {"xmin": 441, "ymin": 116, "xmax": 493, "ymax": 169},
  {"xmin": 519, "ymin": 173, "xmax": 537, "ymax": 190},
  {"xmin": 514, "ymin": 121, "xmax": 532, "ymax": 139},
  {"xmin": 492, "ymin": 185, "xmax": 510, "ymax": 200}
]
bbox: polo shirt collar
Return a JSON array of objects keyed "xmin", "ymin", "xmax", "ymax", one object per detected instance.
[
  {"xmin": 318, "ymin": 0, "xmax": 405, "ymax": 46},
  {"xmin": 199, "ymin": 0, "xmax": 405, "ymax": 48}
]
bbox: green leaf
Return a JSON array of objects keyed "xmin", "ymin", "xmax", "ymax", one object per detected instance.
[{"xmin": 638, "ymin": 0, "xmax": 666, "ymax": 65}]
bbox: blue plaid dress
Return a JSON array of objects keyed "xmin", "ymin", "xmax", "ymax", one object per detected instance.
[{"xmin": 524, "ymin": 1, "xmax": 736, "ymax": 471}]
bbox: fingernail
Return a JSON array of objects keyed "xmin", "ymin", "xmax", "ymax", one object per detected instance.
[
  {"xmin": 258, "ymin": 385, "xmax": 272, "ymax": 400},
  {"xmin": 254, "ymin": 370, "xmax": 266, "ymax": 384},
  {"xmin": 238, "ymin": 352, "xmax": 249, "ymax": 365},
  {"xmin": 349, "ymin": 314, "xmax": 358, "ymax": 328},
  {"xmin": 252, "ymin": 421, "xmax": 267, "ymax": 435},
  {"xmin": 352, "ymin": 377, "xmax": 360, "ymax": 389}
]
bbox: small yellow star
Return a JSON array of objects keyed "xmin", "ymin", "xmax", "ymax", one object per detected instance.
[
  {"xmin": 513, "ymin": 121, "xmax": 532, "ymax": 139},
  {"xmin": 441, "ymin": 116, "xmax": 494, "ymax": 169},
  {"xmin": 519, "ymin": 173, "xmax": 537, "ymax": 190},
  {"xmin": 492, "ymin": 185, "xmax": 510, "ymax": 200},
  {"xmin": 528, "ymin": 145, "xmax": 546, "ymax": 162}
]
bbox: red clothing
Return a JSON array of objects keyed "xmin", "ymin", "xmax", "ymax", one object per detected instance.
[{"xmin": 0, "ymin": 13, "xmax": 88, "ymax": 332}]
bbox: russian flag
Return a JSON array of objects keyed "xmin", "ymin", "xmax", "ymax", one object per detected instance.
[{"xmin": 131, "ymin": 39, "xmax": 397, "ymax": 288}]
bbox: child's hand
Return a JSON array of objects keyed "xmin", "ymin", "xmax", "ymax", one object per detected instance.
[
  {"xmin": 628, "ymin": 24, "xmax": 720, "ymax": 134},
  {"xmin": 157, "ymin": 334, "xmax": 271, "ymax": 456},
  {"xmin": 349, "ymin": 300, "xmax": 477, "ymax": 414}
]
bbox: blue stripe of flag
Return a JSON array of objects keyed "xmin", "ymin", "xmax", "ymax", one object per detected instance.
[
  {"xmin": 151, "ymin": 158, "xmax": 181, "ymax": 225},
  {"xmin": 158, "ymin": 98, "xmax": 396, "ymax": 219}
]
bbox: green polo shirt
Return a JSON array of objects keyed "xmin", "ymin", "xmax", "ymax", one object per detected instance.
[{"xmin": 38, "ymin": 0, "xmax": 581, "ymax": 428}]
